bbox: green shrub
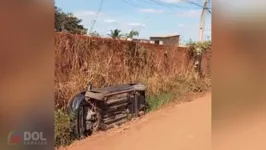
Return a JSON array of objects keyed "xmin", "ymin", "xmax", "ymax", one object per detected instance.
[
  {"xmin": 55, "ymin": 109, "xmax": 74, "ymax": 147},
  {"xmin": 186, "ymin": 40, "xmax": 211, "ymax": 54},
  {"xmin": 147, "ymin": 93, "xmax": 174, "ymax": 111},
  {"xmin": 146, "ymin": 71, "xmax": 211, "ymax": 112}
]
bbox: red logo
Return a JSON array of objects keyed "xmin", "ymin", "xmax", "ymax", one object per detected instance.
[{"xmin": 8, "ymin": 131, "xmax": 22, "ymax": 145}]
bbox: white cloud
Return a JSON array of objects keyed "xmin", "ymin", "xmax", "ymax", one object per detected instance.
[
  {"xmin": 160, "ymin": 0, "xmax": 200, "ymax": 3},
  {"xmin": 160, "ymin": 0, "xmax": 182, "ymax": 3},
  {"xmin": 128, "ymin": 22, "xmax": 146, "ymax": 28},
  {"xmin": 104, "ymin": 19, "xmax": 117, "ymax": 23},
  {"xmin": 176, "ymin": 9, "xmax": 202, "ymax": 17},
  {"xmin": 138, "ymin": 8, "xmax": 164, "ymax": 13},
  {"xmin": 178, "ymin": 24, "xmax": 185, "ymax": 27},
  {"xmin": 74, "ymin": 10, "xmax": 103, "ymax": 18}
]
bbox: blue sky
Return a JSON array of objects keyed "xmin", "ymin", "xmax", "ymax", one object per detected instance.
[{"xmin": 55, "ymin": 0, "xmax": 211, "ymax": 42}]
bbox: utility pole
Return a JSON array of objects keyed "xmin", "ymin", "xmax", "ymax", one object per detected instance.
[
  {"xmin": 199, "ymin": 0, "xmax": 208, "ymax": 41},
  {"xmin": 195, "ymin": 0, "xmax": 209, "ymax": 77}
]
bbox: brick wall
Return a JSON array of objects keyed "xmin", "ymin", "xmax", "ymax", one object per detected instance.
[
  {"xmin": 55, "ymin": 33, "xmax": 192, "ymax": 81},
  {"xmin": 202, "ymin": 51, "xmax": 211, "ymax": 77},
  {"xmin": 54, "ymin": 32, "xmax": 211, "ymax": 106},
  {"xmin": 55, "ymin": 33, "xmax": 210, "ymax": 79}
]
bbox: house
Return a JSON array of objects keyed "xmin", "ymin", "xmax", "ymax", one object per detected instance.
[
  {"xmin": 132, "ymin": 39, "xmax": 151, "ymax": 43},
  {"xmin": 149, "ymin": 34, "xmax": 180, "ymax": 46}
]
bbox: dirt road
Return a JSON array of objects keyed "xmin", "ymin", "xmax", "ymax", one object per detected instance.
[{"xmin": 62, "ymin": 92, "xmax": 211, "ymax": 150}]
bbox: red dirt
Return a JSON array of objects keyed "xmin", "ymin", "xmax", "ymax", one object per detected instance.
[{"xmin": 60, "ymin": 92, "xmax": 211, "ymax": 150}]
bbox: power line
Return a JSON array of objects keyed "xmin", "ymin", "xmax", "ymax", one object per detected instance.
[
  {"xmin": 206, "ymin": 0, "xmax": 212, "ymax": 14},
  {"xmin": 136, "ymin": 0, "xmax": 156, "ymax": 5},
  {"xmin": 124, "ymin": 0, "xmax": 185, "ymax": 10},
  {"xmin": 147, "ymin": 0, "xmax": 175, "ymax": 9},
  {"xmin": 147, "ymin": 0, "xmax": 187, "ymax": 10},
  {"xmin": 122, "ymin": 0, "xmax": 174, "ymax": 10},
  {"xmin": 139, "ymin": 0, "xmax": 206, "ymax": 11},
  {"xmin": 183, "ymin": 0, "xmax": 211, "ymax": 14},
  {"xmin": 122, "ymin": 0, "xmax": 199, "ymax": 14},
  {"xmin": 89, "ymin": 0, "xmax": 104, "ymax": 33},
  {"xmin": 123, "ymin": 0, "xmax": 211, "ymax": 13},
  {"xmin": 121, "ymin": 0, "xmax": 143, "ymax": 8},
  {"xmin": 184, "ymin": 0, "xmax": 203, "ymax": 8}
]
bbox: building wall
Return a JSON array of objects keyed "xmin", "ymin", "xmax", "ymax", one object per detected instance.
[
  {"xmin": 162, "ymin": 36, "xmax": 179, "ymax": 46},
  {"xmin": 150, "ymin": 36, "xmax": 180, "ymax": 46}
]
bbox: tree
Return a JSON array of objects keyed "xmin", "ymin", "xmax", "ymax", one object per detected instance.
[
  {"xmin": 89, "ymin": 31, "xmax": 101, "ymax": 37},
  {"xmin": 55, "ymin": 6, "xmax": 87, "ymax": 35},
  {"xmin": 126, "ymin": 30, "xmax": 139, "ymax": 39},
  {"xmin": 108, "ymin": 29, "xmax": 123, "ymax": 39}
]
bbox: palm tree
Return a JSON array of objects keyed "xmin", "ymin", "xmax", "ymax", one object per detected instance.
[
  {"xmin": 108, "ymin": 29, "xmax": 122, "ymax": 39},
  {"xmin": 126, "ymin": 30, "xmax": 139, "ymax": 39}
]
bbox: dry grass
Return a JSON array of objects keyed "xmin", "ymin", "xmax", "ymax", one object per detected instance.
[
  {"xmin": 54, "ymin": 33, "xmax": 195, "ymax": 109},
  {"xmin": 54, "ymin": 33, "xmax": 211, "ymax": 147},
  {"xmin": 54, "ymin": 68, "xmax": 211, "ymax": 147}
]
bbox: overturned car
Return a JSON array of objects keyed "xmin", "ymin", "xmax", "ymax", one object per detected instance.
[{"xmin": 67, "ymin": 83, "xmax": 148, "ymax": 138}]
